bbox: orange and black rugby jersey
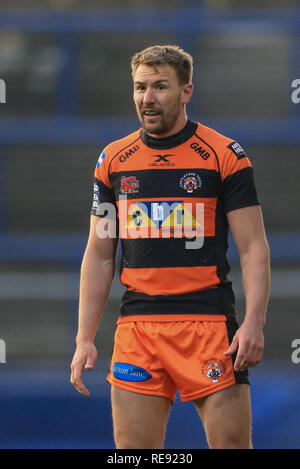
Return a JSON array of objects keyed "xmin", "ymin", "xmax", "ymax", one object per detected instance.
[{"xmin": 91, "ymin": 120, "xmax": 259, "ymax": 320}]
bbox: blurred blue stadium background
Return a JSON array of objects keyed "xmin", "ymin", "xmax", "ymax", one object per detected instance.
[{"xmin": 0, "ymin": 0, "xmax": 300, "ymax": 449}]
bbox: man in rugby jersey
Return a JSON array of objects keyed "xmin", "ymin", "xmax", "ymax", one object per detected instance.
[{"xmin": 70, "ymin": 45, "xmax": 270, "ymax": 449}]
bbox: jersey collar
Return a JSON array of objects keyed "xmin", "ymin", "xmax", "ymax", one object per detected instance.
[{"xmin": 140, "ymin": 119, "xmax": 198, "ymax": 149}]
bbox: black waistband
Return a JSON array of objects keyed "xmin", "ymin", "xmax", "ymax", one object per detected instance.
[{"xmin": 119, "ymin": 284, "xmax": 236, "ymax": 319}]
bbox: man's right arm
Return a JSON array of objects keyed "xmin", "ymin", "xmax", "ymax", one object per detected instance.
[{"xmin": 70, "ymin": 214, "xmax": 118, "ymax": 396}]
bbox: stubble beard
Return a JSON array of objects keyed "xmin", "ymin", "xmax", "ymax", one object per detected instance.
[{"xmin": 137, "ymin": 97, "xmax": 182, "ymax": 136}]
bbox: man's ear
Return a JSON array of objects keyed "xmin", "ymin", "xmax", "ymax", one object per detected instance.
[{"xmin": 182, "ymin": 83, "xmax": 193, "ymax": 105}]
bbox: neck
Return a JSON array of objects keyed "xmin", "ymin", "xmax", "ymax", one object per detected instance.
[
  {"xmin": 146, "ymin": 113, "xmax": 188, "ymax": 139},
  {"xmin": 140, "ymin": 119, "xmax": 197, "ymax": 150}
]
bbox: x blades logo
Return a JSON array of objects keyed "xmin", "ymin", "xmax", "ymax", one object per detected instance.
[{"xmin": 149, "ymin": 154, "xmax": 175, "ymax": 167}]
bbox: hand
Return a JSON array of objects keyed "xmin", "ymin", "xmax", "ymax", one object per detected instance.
[
  {"xmin": 224, "ymin": 320, "xmax": 264, "ymax": 372},
  {"xmin": 70, "ymin": 342, "xmax": 98, "ymax": 396}
]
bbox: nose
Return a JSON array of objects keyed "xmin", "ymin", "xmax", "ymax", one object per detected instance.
[{"xmin": 142, "ymin": 87, "xmax": 155, "ymax": 106}]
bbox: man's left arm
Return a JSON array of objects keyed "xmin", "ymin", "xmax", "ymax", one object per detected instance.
[{"xmin": 224, "ymin": 205, "xmax": 270, "ymax": 372}]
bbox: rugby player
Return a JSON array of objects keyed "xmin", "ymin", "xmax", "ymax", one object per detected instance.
[{"xmin": 70, "ymin": 45, "xmax": 270, "ymax": 449}]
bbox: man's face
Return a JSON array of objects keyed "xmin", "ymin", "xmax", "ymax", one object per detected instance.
[{"xmin": 133, "ymin": 64, "xmax": 191, "ymax": 137}]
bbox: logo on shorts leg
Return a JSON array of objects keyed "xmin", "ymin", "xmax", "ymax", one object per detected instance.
[
  {"xmin": 112, "ymin": 362, "xmax": 152, "ymax": 382},
  {"xmin": 201, "ymin": 358, "xmax": 226, "ymax": 384}
]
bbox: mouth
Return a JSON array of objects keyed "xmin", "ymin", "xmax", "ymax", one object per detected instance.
[{"xmin": 142, "ymin": 110, "xmax": 160, "ymax": 119}]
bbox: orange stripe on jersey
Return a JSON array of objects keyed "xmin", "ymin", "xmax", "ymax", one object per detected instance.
[{"xmin": 120, "ymin": 265, "xmax": 219, "ymax": 296}]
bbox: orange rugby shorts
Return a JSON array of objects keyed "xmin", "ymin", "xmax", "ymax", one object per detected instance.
[{"xmin": 107, "ymin": 315, "xmax": 249, "ymax": 403}]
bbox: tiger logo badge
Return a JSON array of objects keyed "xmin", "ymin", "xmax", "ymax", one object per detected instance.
[
  {"xmin": 179, "ymin": 172, "xmax": 202, "ymax": 194},
  {"xmin": 201, "ymin": 358, "xmax": 226, "ymax": 384}
]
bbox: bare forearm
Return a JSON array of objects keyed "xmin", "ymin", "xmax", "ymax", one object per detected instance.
[
  {"xmin": 240, "ymin": 242, "xmax": 270, "ymax": 327},
  {"xmin": 76, "ymin": 246, "xmax": 116, "ymax": 344}
]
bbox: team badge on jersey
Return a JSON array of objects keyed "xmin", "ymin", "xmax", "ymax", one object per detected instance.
[
  {"xmin": 120, "ymin": 176, "xmax": 139, "ymax": 194},
  {"xmin": 179, "ymin": 172, "xmax": 202, "ymax": 194},
  {"xmin": 119, "ymin": 199, "xmax": 204, "ymax": 239},
  {"xmin": 96, "ymin": 151, "xmax": 106, "ymax": 168},
  {"xmin": 201, "ymin": 358, "xmax": 226, "ymax": 384},
  {"xmin": 227, "ymin": 142, "xmax": 246, "ymax": 160}
]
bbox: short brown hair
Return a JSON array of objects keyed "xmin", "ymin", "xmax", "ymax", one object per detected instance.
[{"xmin": 131, "ymin": 45, "xmax": 193, "ymax": 85}]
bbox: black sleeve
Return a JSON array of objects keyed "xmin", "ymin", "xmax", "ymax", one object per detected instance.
[{"xmin": 222, "ymin": 167, "xmax": 260, "ymax": 213}]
